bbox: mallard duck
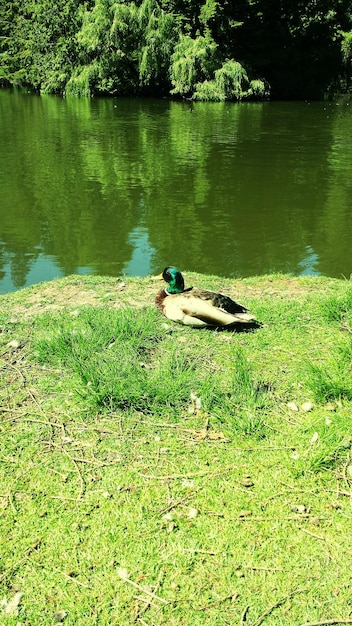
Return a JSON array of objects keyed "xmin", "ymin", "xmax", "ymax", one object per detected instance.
[{"xmin": 155, "ymin": 266, "xmax": 256, "ymax": 328}]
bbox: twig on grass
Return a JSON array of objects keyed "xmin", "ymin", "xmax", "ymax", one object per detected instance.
[
  {"xmin": 158, "ymin": 490, "xmax": 198, "ymax": 516},
  {"xmin": 251, "ymin": 588, "xmax": 305, "ymax": 626},
  {"xmin": 137, "ymin": 422, "xmax": 295, "ymax": 450},
  {"xmin": 135, "ymin": 568, "xmax": 165, "ymax": 621},
  {"xmin": 13, "ymin": 416, "xmax": 66, "ymax": 432},
  {"xmin": 21, "ymin": 386, "xmax": 68, "ymax": 439},
  {"xmin": 277, "ymin": 480, "xmax": 351, "ymax": 499},
  {"xmin": 59, "ymin": 447, "xmax": 86, "ymax": 501},
  {"xmin": 63, "ymin": 572, "xmax": 90, "ymax": 588},
  {"xmin": 240, "ymin": 604, "xmax": 250, "ymax": 625},
  {"xmin": 341, "ymin": 452, "xmax": 352, "ymax": 491},
  {"xmin": 5, "ymin": 362, "xmax": 26, "ymax": 383},
  {"xmin": 298, "ymin": 527, "xmax": 336, "ymax": 563},
  {"xmin": 185, "ymin": 549, "xmax": 217, "ymax": 556},
  {"xmin": 0, "ymin": 407, "xmax": 28, "ymax": 415},
  {"xmin": 263, "ymin": 488, "xmax": 318, "ymax": 504},
  {"xmin": 117, "ymin": 569, "xmax": 169, "ymax": 605},
  {"xmin": 50, "ymin": 495, "xmax": 87, "ymax": 502},
  {"xmin": 334, "ymin": 488, "xmax": 352, "ymax": 498},
  {"xmin": 240, "ymin": 564, "xmax": 282, "ymax": 572},
  {"xmin": 238, "ymin": 514, "xmax": 326, "ymax": 522},
  {"xmin": 299, "ymin": 528, "xmax": 328, "ymax": 542},
  {"xmin": 301, "ymin": 617, "xmax": 352, "ymax": 626},
  {"xmin": 198, "ymin": 591, "xmax": 239, "ymax": 611},
  {"xmin": 140, "ymin": 464, "xmax": 239, "ymax": 481},
  {"xmin": 0, "ymin": 539, "xmax": 42, "ymax": 583},
  {"xmin": 340, "ymin": 322, "xmax": 352, "ymax": 334},
  {"xmin": 8, "ymin": 490, "xmax": 17, "ymax": 514},
  {"xmin": 43, "ymin": 439, "xmax": 122, "ymax": 468}
]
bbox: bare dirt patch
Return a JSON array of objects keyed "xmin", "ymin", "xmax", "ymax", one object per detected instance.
[
  {"xmin": 1, "ymin": 276, "xmax": 157, "ymax": 320},
  {"xmin": 0, "ymin": 272, "xmax": 347, "ymax": 321}
]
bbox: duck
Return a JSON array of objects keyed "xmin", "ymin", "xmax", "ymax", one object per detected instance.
[{"xmin": 155, "ymin": 266, "xmax": 256, "ymax": 329}]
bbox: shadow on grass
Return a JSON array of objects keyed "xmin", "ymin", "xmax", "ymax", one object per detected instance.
[{"xmin": 207, "ymin": 320, "xmax": 263, "ymax": 333}]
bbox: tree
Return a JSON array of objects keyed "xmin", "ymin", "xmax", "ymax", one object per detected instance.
[
  {"xmin": 65, "ymin": 0, "xmax": 179, "ymax": 96},
  {"xmin": 169, "ymin": 32, "xmax": 218, "ymax": 97},
  {"xmin": 194, "ymin": 59, "xmax": 269, "ymax": 101},
  {"xmin": 341, "ymin": 30, "xmax": 352, "ymax": 90},
  {"xmin": 1, "ymin": 0, "xmax": 351, "ymax": 98},
  {"xmin": 0, "ymin": 0, "xmax": 83, "ymax": 92}
]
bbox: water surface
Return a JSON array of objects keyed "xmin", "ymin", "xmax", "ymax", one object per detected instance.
[{"xmin": 1, "ymin": 89, "xmax": 351, "ymax": 293}]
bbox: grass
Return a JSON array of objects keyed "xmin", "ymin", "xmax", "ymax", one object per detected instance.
[{"xmin": 1, "ymin": 272, "xmax": 352, "ymax": 625}]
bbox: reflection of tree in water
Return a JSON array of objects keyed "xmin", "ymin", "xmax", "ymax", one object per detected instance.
[
  {"xmin": 1, "ymin": 91, "xmax": 351, "ymax": 291},
  {"xmin": 145, "ymin": 101, "xmax": 333, "ymax": 278},
  {"xmin": 0, "ymin": 243, "xmax": 40, "ymax": 289},
  {"xmin": 1, "ymin": 92, "xmax": 139, "ymax": 289},
  {"xmin": 313, "ymin": 99, "xmax": 352, "ymax": 278},
  {"xmin": 10, "ymin": 248, "xmax": 39, "ymax": 289},
  {"xmin": 0, "ymin": 246, "xmax": 6, "ymax": 282}
]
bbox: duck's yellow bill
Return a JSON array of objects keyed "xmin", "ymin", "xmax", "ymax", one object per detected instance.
[{"xmin": 151, "ymin": 272, "xmax": 164, "ymax": 281}]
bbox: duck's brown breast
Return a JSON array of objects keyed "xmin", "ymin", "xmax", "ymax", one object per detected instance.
[{"xmin": 155, "ymin": 289, "xmax": 168, "ymax": 312}]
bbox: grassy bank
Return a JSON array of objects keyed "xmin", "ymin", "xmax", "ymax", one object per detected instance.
[{"xmin": 1, "ymin": 272, "xmax": 352, "ymax": 625}]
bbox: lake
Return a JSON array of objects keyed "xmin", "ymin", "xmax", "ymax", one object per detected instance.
[{"xmin": 1, "ymin": 88, "xmax": 351, "ymax": 293}]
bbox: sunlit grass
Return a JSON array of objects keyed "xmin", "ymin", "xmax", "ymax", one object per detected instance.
[
  {"xmin": 34, "ymin": 308, "xmax": 273, "ymax": 435},
  {"xmin": 1, "ymin": 273, "xmax": 352, "ymax": 625}
]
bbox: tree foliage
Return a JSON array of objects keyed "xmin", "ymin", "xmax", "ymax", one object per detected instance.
[
  {"xmin": 0, "ymin": 0, "xmax": 82, "ymax": 92},
  {"xmin": 341, "ymin": 29, "xmax": 352, "ymax": 90},
  {"xmin": 169, "ymin": 32, "xmax": 218, "ymax": 96},
  {"xmin": 193, "ymin": 60, "xmax": 269, "ymax": 101},
  {"xmin": 1, "ymin": 0, "xmax": 351, "ymax": 99}
]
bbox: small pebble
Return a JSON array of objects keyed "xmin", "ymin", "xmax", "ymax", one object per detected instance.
[
  {"xmin": 6, "ymin": 340, "xmax": 21, "ymax": 350},
  {"xmin": 54, "ymin": 609, "xmax": 68, "ymax": 623}
]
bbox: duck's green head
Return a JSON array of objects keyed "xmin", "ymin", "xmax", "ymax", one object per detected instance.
[{"xmin": 162, "ymin": 266, "xmax": 185, "ymax": 294}]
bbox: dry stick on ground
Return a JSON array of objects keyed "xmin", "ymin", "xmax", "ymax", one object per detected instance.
[
  {"xmin": 299, "ymin": 527, "xmax": 335, "ymax": 551},
  {"xmin": 140, "ymin": 464, "xmax": 242, "ymax": 481},
  {"xmin": 158, "ymin": 490, "xmax": 199, "ymax": 516},
  {"xmin": 278, "ymin": 480, "xmax": 351, "ymax": 499},
  {"xmin": 25, "ymin": 386, "xmax": 68, "ymax": 442},
  {"xmin": 134, "ymin": 568, "xmax": 165, "ymax": 622},
  {"xmin": 185, "ymin": 549, "xmax": 217, "ymax": 556},
  {"xmin": 198, "ymin": 591, "xmax": 239, "ymax": 611},
  {"xmin": 50, "ymin": 495, "xmax": 87, "ymax": 502},
  {"xmin": 301, "ymin": 617, "xmax": 352, "ymax": 626},
  {"xmin": 62, "ymin": 456, "xmax": 121, "ymax": 468},
  {"xmin": 239, "ymin": 565, "xmax": 282, "ymax": 572},
  {"xmin": 298, "ymin": 527, "xmax": 336, "ymax": 563},
  {"xmin": 263, "ymin": 488, "xmax": 320, "ymax": 504},
  {"xmin": 340, "ymin": 322, "xmax": 352, "ymax": 334},
  {"xmin": 43, "ymin": 439, "xmax": 121, "ymax": 468},
  {"xmin": 0, "ymin": 540, "xmax": 42, "ymax": 583},
  {"xmin": 138, "ymin": 422, "xmax": 295, "ymax": 450},
  {"xmin": 137, "ymin": 619, "xmax": 150, "ymax": 626},
  {"xmin": 7, "ymin": 490, "xmax": 17, "ymax": 514},
  {"xmin": 341, "ymin": 452, "xmax": 352, "ymax": 491},
  {"xmin": 265, "ymin": 483, "xmax": 352, "ymax": 501},
  {"xmin": 299, "ymin": 528, "xmax": 330, "ymax": 542},
  {"xmin": 12, "ymin": 416, "xmax": 67, "ymax": 431},
  {"xmin": 59, "ymin": 446, "xmax": 86, "ymax": 501},
  {"xmin": 0, "ymin": 408, "xmax": 28, "ymax": 416},
  {"xmin": 5, "ymin": 361, "xmax": 27, "ymax": 383},
  {"xmin": 251, "ymin": 588, "xmax": 306, "ymax": 626},
  {"xmin": 117, "ymin": 570, "xmax": 169, "ymax": 605},
  {"xmin": 239, "ymin": 514, "xmax": 326, "ymax": 522},
  {"xmin": 240, "ymin": 605, "xmax": 250, "ymax": 625},
  {"xmin": 62, "ymin": 573, "xmax": 90, "ymax": 588}
]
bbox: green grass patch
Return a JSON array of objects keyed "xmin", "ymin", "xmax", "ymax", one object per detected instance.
[
  {"xmin": 33, "ymin": 307, "xmax": 272, "ymax": 435},
  {"xmin": 1, "ymin": 273, "xmax": 352, "ymax": 625}
]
